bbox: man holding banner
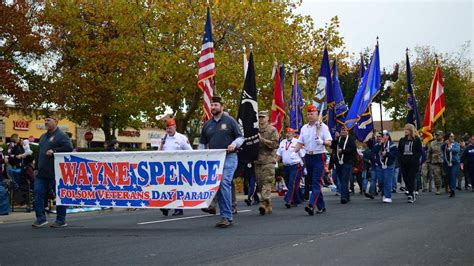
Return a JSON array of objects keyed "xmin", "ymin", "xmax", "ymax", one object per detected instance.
[
  {"xmin": 33, "ymin": 115, "xmax": 73, "ymax": 228},
  {"xmin": 199, "ymin": 96, "xmax": 244, "ymax": 228},
  {"xmin": 159, "ymin": 118, "xmax": 193, "ymax": 217}
]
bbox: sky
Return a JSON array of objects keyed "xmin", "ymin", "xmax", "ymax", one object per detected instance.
[{"xmin": 295, "ymin": 0, "xmax": 473, "ymax": 120}]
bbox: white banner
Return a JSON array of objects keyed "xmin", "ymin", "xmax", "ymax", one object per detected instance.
[{"xmin": 54, "ymin": 150, "xmax": 226, "ymax": 209}]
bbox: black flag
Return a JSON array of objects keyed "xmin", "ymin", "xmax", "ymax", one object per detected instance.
[{"xmin": 237, "ymin": 52, "xmax": 259, "ymax": 163}]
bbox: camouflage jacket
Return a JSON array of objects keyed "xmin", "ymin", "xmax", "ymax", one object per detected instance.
[
  {"xmin": 427, "ymin": 140, "xmax": 444, "ymax": 164},
  {"xmin": 255, "ymin": 124, "xmax": 279, "ymax": 165}
]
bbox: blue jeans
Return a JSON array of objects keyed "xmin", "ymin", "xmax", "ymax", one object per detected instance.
[
  {"xmin": 369, "ymin": 168, "xmax": 378, "ymax": 194},
  {"xmin": 332, "ymin": 169, "xmax": 340, "ymax": 193},
  {"xmin": 246, "ymin": 167, "xmax": 257, "ymax": 201},
  {"xmin": 362, "ymin": 169, "xmax": 368, "ymax": 192},
  {"xmin": 0, "ymin": 185, "xmax": 11, "ymax": 214},
  {"xmin": 444, "ymin": 163, "xmax": 459, "ymax": 193},
  {"xmin": 284, "ymin": 164, "xmax": 303, "ymax": 204},
  {"xmin": 392, "ymin": 167, "xmax": 399, "ymax": 190},
  {"xmin": 336, "ymin": 163, "xmax": 352, "ymax": 201},
  {"xmin": 34, "ymin": 178, "xmax": 66, "ymax": 223},
  {"xmin": 306, "ymin": 154, "xmax": 325, "ymax": 210},
  {"xmin": 376, "ymin": 166, "xmax": 395, "ymax": 199},
  {"xmin": 218, "ymin": 154, "xmax": 238, "ymax": 220}
]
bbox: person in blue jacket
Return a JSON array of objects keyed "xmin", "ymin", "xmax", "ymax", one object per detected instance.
[
  {"xmin": 373, "ymin": 130, "xmax": 398, "ymax": 203},
  {"xmin": 442, "ymin": 132, "xmax": 461, "ymax": 198}
]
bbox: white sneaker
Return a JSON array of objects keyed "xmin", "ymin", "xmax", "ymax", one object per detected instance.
[
  {"xmin": 382, "ymin": 196, "xmax": 386, "ymax": 202},
  {"xmin": 383, "ymin": 197, "xmax": 392, "ymax": 203},
  {"xmin": 415, "ymin": 191, "xmax": 419, "ymax": 195}
]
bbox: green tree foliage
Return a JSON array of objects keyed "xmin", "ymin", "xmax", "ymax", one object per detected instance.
[
  {"xmin": 385, "ymin": 44, "xmax": 473, "ymax": 135},
  {"xmin": 0, "ymin": 0, "xmax": 53, "ymax": 113}
]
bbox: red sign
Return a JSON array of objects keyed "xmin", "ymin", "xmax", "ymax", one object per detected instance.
[
  {"xmin": 118, "ymin": 130, "xmax": 140, "ymax": 137},
  {"xmin": 84, "ymin": 131, "xmax": 94, "ymax": 141},
  {"xmin": 13, "ymin": 120, "xmax": 29, "ymax": 131}
]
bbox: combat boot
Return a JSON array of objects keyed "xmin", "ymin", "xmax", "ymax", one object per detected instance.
[
  {"xmin": 265, "ymin": 200, "xmax": 272, "ymax": 214},
  {"xmin": 258, "ymin": 202, "xmax": 266, "ymax": 215}
]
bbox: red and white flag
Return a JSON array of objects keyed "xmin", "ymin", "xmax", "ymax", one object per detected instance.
[
  {"xmin": 420, "ymin": 65, "xmax": 445, "ymax": 144},
  {"xmin": 271, "ymin": 62, "xmax": 285, "ymax": 133},
  {"xmin": 197, "ymin": 7, "xmax": 215, "ymax": 121}
]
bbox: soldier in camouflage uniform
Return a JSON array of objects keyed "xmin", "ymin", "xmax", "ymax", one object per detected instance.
[
  {"xmin": 255, "ymin": 110, "xmax": 279, "ymax": 215},
  {"xmin": 427, "ymin": 131, "xmax": 446, "ymax": 194}
]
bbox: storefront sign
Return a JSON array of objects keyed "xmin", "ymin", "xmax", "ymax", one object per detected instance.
[
  {"xmin": 13, "ymin": 120, "xmax": 29, "ymax": 131},
  {"xmin": 118, "ymin": 130, "xmax": 140, "ymax": 137}
]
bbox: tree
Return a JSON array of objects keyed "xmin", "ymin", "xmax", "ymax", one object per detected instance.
[
  {"xmin": 385, "ymin": 44, "xmax": 473, "ymax": 135},
  {"xmin": 25, "ymin": 1, "xmax": 347, "ymax": 141},
  {"xmin": 0, "ymin": 1, "xmax": 52, "ymax": 114}
]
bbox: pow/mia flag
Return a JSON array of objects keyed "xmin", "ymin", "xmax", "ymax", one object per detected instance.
[{"xmin": 237, "ymin": 52, "xmax": 259, "ymax": 163}]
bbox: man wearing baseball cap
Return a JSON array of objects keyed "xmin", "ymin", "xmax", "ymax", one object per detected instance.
[{"xmin": 32, "ymin": 113, "xmax": 73, "ymax": 228}]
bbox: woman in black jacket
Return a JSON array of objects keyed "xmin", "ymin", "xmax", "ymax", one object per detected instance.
[{"xmin": 398, "ymin": 123, "xmax": 423, "ymax": 203}]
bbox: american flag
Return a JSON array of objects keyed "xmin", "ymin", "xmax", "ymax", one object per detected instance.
[{"xmin": 197, "ymin": 7, "xmax": 215, "ymax": 121}]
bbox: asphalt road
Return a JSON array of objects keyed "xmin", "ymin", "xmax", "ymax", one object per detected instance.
[{"xmin": 1, "ymin": 191, "xmax": 473, "ymax": 265}]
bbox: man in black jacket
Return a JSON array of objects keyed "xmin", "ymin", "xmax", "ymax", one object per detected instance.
[
  {"xmin": 331, "ymin": 126, "xmax": 357, "ymax": 204},
  {"xmin": 32, "ymin": 115, "xmax": 73, "ymax": 228}
]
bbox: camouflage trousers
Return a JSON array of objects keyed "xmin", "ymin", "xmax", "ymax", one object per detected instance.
[
  {"xmin": 428, "ymin": 163, "xmax": 445, "ymax": 189},
  {"xmin": 255, "ymin": 163, "xmax": 275, "ymax": 202}
]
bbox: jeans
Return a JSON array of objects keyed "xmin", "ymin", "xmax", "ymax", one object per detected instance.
[
  {"xmin": 283, "ymin": 164, "xmax": 303, "ymax": 205},
  {"xmin": 245, "ymin": 166, "xmax": 257, "ymax": 201},
  {"xmin": 369, "ymin": 168, "xmax": 378, "ymax": 195},
  {"xmin": 332, "ymin": 168, "xmax": 340, "ymax": 193},
  {"xmin": 362, "ymin": 169, "xmax": 368, "ymax": 192},
  {"xmin": 0, "ymin": 185, "xmax": 10, "ymax": 214},
  {"xmin": 444, "ymin": 163, "xmax": 459, "ymax": 194},
  {"xmin": 393, "ymin": 167, "xmax": 399, "ymax": 190},
  {"xmin": 306, "ymin": 154, "xmax": 325, "ymax": 210},
  {"xmin": 34, "ymin": 178, "xmax": 66, "ymax": 223},
  {"xmin": 218, "ymin": 154, "xmax": 238, "ymax": 220},
  {"xmin": 376, "ymin": 166, "xmax": 395, "ymax": 199},
  {"xmin": 336, "ymin": 163, "xmax": 352, "ymax": 201}
]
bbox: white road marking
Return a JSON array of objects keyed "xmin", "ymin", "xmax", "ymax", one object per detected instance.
[{"xmin": 137, "ymin": 210, "xmax": 252, "ymax": 225}]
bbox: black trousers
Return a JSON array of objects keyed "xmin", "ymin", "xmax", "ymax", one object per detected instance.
[{"xmin": 401, "ymin": 163, "xmax": 419, "ymax": 197}]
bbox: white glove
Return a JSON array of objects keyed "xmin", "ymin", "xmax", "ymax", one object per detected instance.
[
  {"xmin": 315, "ymin": 138, "xmax": 324, "ymax": 145},
  {"xmin": 303, "ymin": 168, "xmax": 308, "ymax": 175}
]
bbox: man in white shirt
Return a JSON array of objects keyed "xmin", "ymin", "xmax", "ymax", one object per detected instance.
[
  {"xmin": 276, "ymin": 127, "xmax": 305, "ymax": 208},
  {"xmin": 294, "ymin": 105, "xmax": 332, "ymax": 216},
  {"xmin": 159, "ymin": 118, "xmax": 192, "ymax": 216}
]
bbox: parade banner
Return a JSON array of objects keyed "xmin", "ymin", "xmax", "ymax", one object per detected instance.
[{"xmin": 54, "ymin": 150, "xmax": 226, "ymax": 209}]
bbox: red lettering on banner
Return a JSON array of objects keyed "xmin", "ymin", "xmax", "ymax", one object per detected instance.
[
  {"xmin": 88, "ymin": 162, "xmax": 102, "ymax": 185},
  {"xmin": 103, "ymin": 162, "xmax": 117, "ymax": 186},
  {"xmin": 116, "ymin": 162, "xmax": 131, "ymax": 186},
  {"xmin": 76, "ymin": 162, "xmax": 90, "ymax": 185},
  {"xmin": 59, "ymin": 162, "xmax": 77, "ymax": 185}
]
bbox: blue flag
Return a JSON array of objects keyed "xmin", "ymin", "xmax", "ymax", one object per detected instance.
[
  {"xmin": 353, "ymin": 55, "xmax": 374, "ymax": 141},
  {"xmin": 405, "ymin": 51, "xmax": 421, "ymax": 129},
  {"xmin": 328, "ymin": 59, "xmax": 347, "ymax": 137},
  {"xmin": 313, "ymin": 47, "xmax": 332, "ymax": 119},
  {"xmin": 346, "ymin": 44, "xmax": 381, "ymax": 133},
  {"xmin": 289, "ymin": 71, "xmax": 304, "ymax": 132}
]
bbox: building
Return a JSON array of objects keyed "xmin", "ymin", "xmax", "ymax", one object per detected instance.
[{"xmin": 0, "ymin": 105, "xmax": 76, "ymax": 144}]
